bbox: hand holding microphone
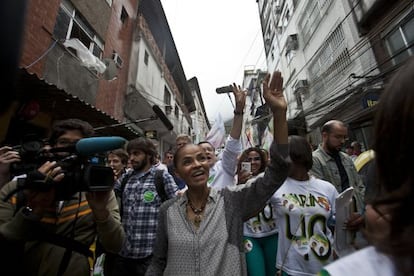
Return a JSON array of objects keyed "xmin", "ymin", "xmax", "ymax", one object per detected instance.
[{"xmin": 216, "ymin": 85, "xmax": 233, "ymax": 94}]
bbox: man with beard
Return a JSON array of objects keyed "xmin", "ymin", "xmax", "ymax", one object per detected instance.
[
  {"xmin": 311, "ymin": 120, "xmax": 365, "ymax": 234},
  {"xmin": 109, "ymin": 137, "xmax": 178, "ymax": 276}
]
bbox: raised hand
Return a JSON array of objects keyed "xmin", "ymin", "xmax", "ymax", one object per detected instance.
[
  {"xmin": 262, "ymin": 71, "xmax": 287, "ymax": 114},
  {"xmin": 23, "ymin": 161, "xmax": 64, "ymax": 216},
  {"xmin": 0, "ymin": 146, "xmax": 21, "ymax": 165},
  {"xmin": 231, "ymin": 83, "xmax": 247, "ymax": 114},
  {"xmin": 0, "ymin": 146, "xmax": 21, "ymax": 187}
]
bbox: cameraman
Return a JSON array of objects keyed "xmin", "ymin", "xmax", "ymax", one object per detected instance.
[{"xmin": 0, "ymin": 119, "xmax": 125, "ymax": 276}]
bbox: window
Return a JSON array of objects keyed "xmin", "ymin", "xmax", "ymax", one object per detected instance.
[
  {"xmin": 308, "ymin": 24, "xmax": 350, "ymax": 96},
  {"xmin": 53, "ymin": 0, "xmax": 104, "ymax": 58},
  {"xmin": 294, "ymin": 91, "xmax": 303, "ymax": 109},
  {"xmin": 120, "ymin": 7, "xmax": 128, "ymax": 24},
  {"xmin": 164, "ymin": 86, "xmax": 171, "ymax": 106},
  {"xmin": 283, "ymin": 8, "xmax": 290, "ymax": 27},
  {"xmin": 298, "ymin": 0, "xmax": 333, "ymax": 45},
  {"xmin": 144, "ymin": 50, "xmax": 149, "ymax": 65},
  {"xmin": 174, "ymin": 104, "xmax": 179, "ymax": 119},
  {"xmin": 285, "ymin": 50, "xmax": 294, "ymax": 64},
  {"xmin": 384, "ymin": 14, "xmax": 414, "ymax": 65}
]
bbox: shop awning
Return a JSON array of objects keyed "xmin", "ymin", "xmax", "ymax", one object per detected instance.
[{"xmin": 15, "ymin": 69, "xmax": 140, "ymax": 140}]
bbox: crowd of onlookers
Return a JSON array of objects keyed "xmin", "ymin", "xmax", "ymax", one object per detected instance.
[{"xmin": 0, "ymin": 57, "xmax": 413, "ymax": 276}]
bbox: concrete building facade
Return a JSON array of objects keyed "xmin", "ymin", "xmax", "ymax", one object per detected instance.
[{"xmin": 255, "ymin": 0, "xmax": 412, "ymax": 149}]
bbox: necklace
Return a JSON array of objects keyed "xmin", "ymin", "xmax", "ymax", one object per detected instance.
[{"xmin": 187, "ymin": 194, "xmax": 208, "ymax": 228}]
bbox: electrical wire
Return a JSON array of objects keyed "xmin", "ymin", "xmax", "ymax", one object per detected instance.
[
  {"xmin": 25, "ymin": 39, "xmax": 59, "ymax": 69},
  {"xmin": 266, "ymin": 0, "xmax": 413, "ymax": 125}
]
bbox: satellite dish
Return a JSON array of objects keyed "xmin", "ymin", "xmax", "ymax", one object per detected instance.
[{"xmin": 102, "ymin": 58, "xmax": 118, "ymax": 81}]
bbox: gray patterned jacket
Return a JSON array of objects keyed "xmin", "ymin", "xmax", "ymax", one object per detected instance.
[{"xmin": 146, "ymin": 142, "xmax": 289, "ymax": 276}]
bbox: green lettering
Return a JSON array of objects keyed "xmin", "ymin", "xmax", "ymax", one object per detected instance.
[
  {"xmin": 308, "ymin": 214, "xmax": 331, "ymax": 261},
  {"xmin": 307, "ymin": 194, "xmax": 316, "ymax": 207},
  {"xmin": 298, "ymin": 194, "xmax": 307, "ymax": 207}
]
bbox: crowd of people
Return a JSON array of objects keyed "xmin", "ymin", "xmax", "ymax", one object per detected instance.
[{"xmin": 0, "ymin": 57, "xmax": 413, "ymax": 276}]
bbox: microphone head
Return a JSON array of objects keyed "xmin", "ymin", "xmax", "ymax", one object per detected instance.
[
  {"xmin": 75, "ymin": 136, "xmax": 127, "ymax": 156},
  {"xmin": 216, "ymin": 85, "xmax": 233, "ymax": 94},
  {"xmin": 152, "ymin": 105, "xmax": 174, "ymax": 131}
]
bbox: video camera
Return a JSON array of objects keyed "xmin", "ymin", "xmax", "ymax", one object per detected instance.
[{"xmin": 9, "ymin": 136, "xmax": 126, "ymax": 200}]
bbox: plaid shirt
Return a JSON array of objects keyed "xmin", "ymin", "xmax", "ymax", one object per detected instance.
[{"xmin": 115, "ymin": 167, "xmax": 178, "ymax": 259}]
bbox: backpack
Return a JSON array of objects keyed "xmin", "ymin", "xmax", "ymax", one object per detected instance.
[
  {"xmin": 98, "ymin": 170, "xmax": 168, "ymax": 275},
  {"xmin": 117, "ymin": 169, "xmax": 168, "ymax": 216}
]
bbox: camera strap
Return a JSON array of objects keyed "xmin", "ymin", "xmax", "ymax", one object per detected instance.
[
  {"xmin": 38, "ymin": 232, "xmax": 93, "ymax": 258},
  {"xmin": 55, "ymin": 193, "xmax": 89, "ymax": 276},
  {"xmin": 154, "ymin": 170, "xmax": 168, "ymax": 202},
  {"xmin": 11, "ymin": 191, "xmax": 93, "ymax": 275}
]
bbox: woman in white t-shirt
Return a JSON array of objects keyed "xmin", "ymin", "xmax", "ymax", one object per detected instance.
[
  {"xmin": 236, "ymin": 147, "xmax": 278, "ymax": 276},
  {"xmin": 275, "ymin": 135, "xmax": 338, "ymax": 276}
]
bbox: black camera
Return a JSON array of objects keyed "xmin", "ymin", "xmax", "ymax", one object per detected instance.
[
  {"xmin": 10, "ymin": 136, "xmax": 116, "ymax": 201},
  {"xmin": 50, "ymin": 153, "xmax": 114, "ymax": 200},
  {"xmin": 10, "ymin": 136, "xmax": 50, "ymax": 176}
]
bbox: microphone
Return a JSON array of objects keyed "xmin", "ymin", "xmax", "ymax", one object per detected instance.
[
  {"xmin": 215, "ymin": 85, "xmax": 233, "ymax": 94},
  {"xmin": 152, "ymin": 105, "xmax": 174, "ymax": 131},
  {"xmin": 75, "ymin": 136, "xmax": 127, "ymax": 156}
]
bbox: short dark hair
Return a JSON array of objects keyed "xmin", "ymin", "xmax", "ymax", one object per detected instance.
[
  {"xmin": 288, "ymin": 135, "xmax": 313, "ymax": 170},
  {"xmin": 49, "ymin": 118, "xmax": 94, "ymax": 145},
  {"xmin": 198, "ymin": 141, "xmax": 214, "ymax": 150},
  {"xmin": 126, "ymin": 137, "xmax": 157, "ymax": 163},
  {"xmin": 163, "ymin": 150, "xmax": 173, "ymax": 158},
  {"xmin": 173, "ymin": 143, "xmax": 199, "ymax": 168}
]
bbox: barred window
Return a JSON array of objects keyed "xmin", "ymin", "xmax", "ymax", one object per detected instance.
[{"xmin": 384, "ymin": 13, "xmax": 414, "ymax": 65}]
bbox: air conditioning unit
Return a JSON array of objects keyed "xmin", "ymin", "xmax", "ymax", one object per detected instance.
[
  {"xmin": 286, "ymin": 34, "xmax": 298, "ymax": 51},
  {"xmin": 294, "ymin": 79, "xmax": 309, "ymax": 100},
  {"xmin": 112, "ymin": 52, "xmax": 123, "ymax": 68},
  {"xmin": 295, "ymin": 79, "xmax": 308, "ymax": 90},
  {"xmin": 275, "ymin": 5, "xmax": 282, "ymax": 14}
]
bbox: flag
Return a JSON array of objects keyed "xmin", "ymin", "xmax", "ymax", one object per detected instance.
[
  {"xmin": 205, "ymin": 113, "xmax": 226, "ymax": 149},
  {"xmin": 261, "ymin": 127, "xmax": 274, "ymax": 150}
]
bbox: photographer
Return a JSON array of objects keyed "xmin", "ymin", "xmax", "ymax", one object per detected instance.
[{"xmin": 0, "ymin": 118, "xmax": 125, "ymax": 276}]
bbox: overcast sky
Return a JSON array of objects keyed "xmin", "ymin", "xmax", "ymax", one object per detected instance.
[{"xmin": 160, "ymin": 0, "xmax": 267, "ymax": 123}]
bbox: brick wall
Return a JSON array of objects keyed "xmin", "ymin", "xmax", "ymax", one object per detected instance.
[
  {"xmin": 96, "ymin": 0, "xmax": 139, "ymax": 121},
  {"xmin": 19, "ymin": 0, "xmax": 60, "ymax": 75}
]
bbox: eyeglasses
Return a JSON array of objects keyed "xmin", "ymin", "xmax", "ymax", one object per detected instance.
[{"xmin": 245, "ymin": 157, "xmax": 261, "ymax": 162}]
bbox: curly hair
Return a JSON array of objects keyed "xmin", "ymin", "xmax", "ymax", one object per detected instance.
[{"xmin": 126, "ymin": 137, "xmax": 157, "ymax": 164}]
